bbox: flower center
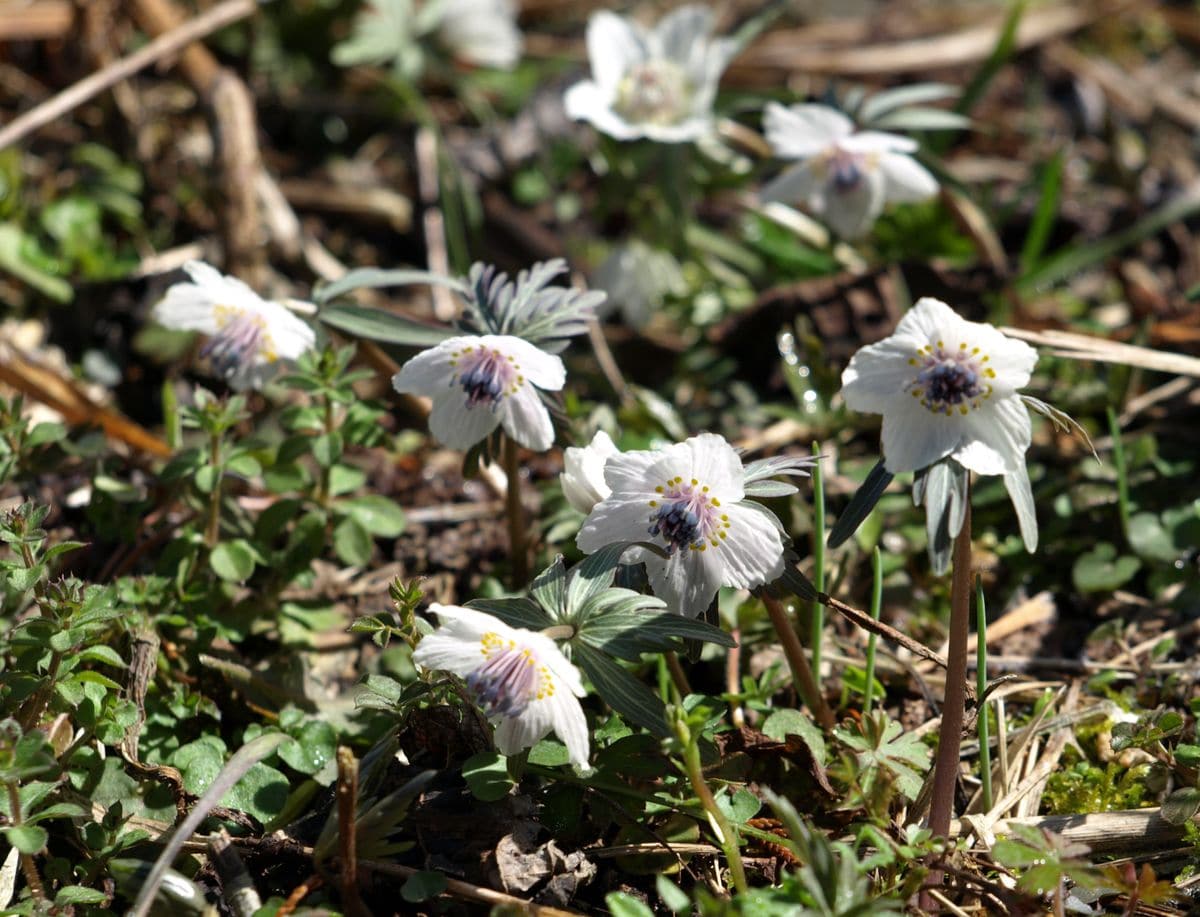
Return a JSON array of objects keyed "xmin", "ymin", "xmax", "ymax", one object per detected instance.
[
  {"xmin": 647, "ymin": 476, "xmax": 730, "ymax": 554},
  {"xmin": 815, "ymin": 146, "xmax": 870, "ymax": 194},
  {"xmin": 908, "ymin": 341, "xmax": 997, "ymax": 416},
  {"xmin": 449, "ymin": 345, "xmax": 523, "ymax": 409},
  {"xmin": 614, "ymin": 60, "xmax": 692, "ymax": 126},
  {"xmin": 469, "ymin": 632, "xmax": 555, "ymax": 717},
  {"xmin": 202, "ymin": 306, "xmax": 274, "ymax": 376}
]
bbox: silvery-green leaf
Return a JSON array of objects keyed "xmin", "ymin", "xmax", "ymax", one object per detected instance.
[
  {"xmin": 744, "ymin": 480, "xmax": 799, "ymax": 498},
  {"xmin": 566, "ymin": 542, "xmax": 634, "ymax": 614},
  {"xmin": 915, "ymin": 459, "xmax": 968, "ymax": 575},
  {"xmin": 574, "ymin": 645, "xmax": 669, "ymax": 737},
  {"xmin": 859, "ymin": 83, "xmax": 959, "ymax": 123},
  {"xmin": 330, "ymin": 0, "xmax": 422, "ymax": 72},
  {"xmin": 742, "ymin": 454, "xmax": 817, "ymax": 484},
  {"xmin": 530, "ymin": 555, "xmax": 568, "ymax": 617},
  {"xmin": 320, "ymin": 304, "xmax": 454, "ymax": 347},
  {"xmin": 577, "ymin": 609, "xmax": 735, "ymax": 661},
  {"xmin": 827, "ymin": 460, "xmax": 894, "ymax": 549},
  {"xmin": 462, "ymin": 259, "xmax": 605, "ymax": 351},
  {"xmin": 775, "ymin": 564, "xmax": 819, "ymax": 602},
  {"xmin": 464, "ymin": 597, "xmax": 553, "ymax": 630},
  {"xmin": 1004, "ymin": 466, "xmax": 1038, "ymax": 553},
  {"xmin": 870, "ymin": 107, "xmax": 972, "ymax": 132},
  {"xmin": 629, "ymin": 385, "xmax": 688, "ymax": 441},
  {"xmin": 315, "ymin": 267, "xmax": 469, "ymax": 305}
]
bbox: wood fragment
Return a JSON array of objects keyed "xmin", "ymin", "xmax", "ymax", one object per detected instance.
[
  {"xmin": 0, "ymin": 0, "xmax": 256, "ymax": 151},
  {"xmin": 0, "ymin": 1, "xmax": 73, "ymax": 40},
  {"xmin": 210, "ymin": 70, "xmax": 265, "ymax": 285},
  {"xmin": 1002, "ymin": 325, "xmax": 1200, "ymax": 377},
  {"xmin": 956, "ymin": 808, "xmax": 1193, "ymax": 856}
]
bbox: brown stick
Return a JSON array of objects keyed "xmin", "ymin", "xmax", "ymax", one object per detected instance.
[
  {"xmin": 0, "ymin": 0, "xmax": 256, "ymax": 151},
  {"xmin": 820, "ymin": 593, "xmax": 951, "ymax": 673},
  {"xmin": 762, "ymin": 595, "xmax": 835, "ymax": 730},
  {"xmin": 925, "ymin": 488, "xmax": 973, "ymax": 896},
  {"xmin": 335, "ymin": 747, "xmax": 369, "ymax": 917}
]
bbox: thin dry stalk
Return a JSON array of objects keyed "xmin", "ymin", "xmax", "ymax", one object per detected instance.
[
  {"xmin": 762, "ymin": 595, "xmax": 835, "ymax": 730},
  {"xmin": 0, "ymin": 0, "xmax": 257, "ymax": 151}
]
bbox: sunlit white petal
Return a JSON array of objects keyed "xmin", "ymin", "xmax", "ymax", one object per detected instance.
[
  {"xmin": 413, "ymin": 605, "xmax": 589, "ymax": 768},
  {"xmin": 562, "ymin": 430, "xmax": 618, "ymax": 514}
]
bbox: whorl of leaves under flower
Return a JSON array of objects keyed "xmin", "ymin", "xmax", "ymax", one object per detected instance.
[{"xmin": 461, "ymin": 258, "xmax": 607, "ymax": 354}]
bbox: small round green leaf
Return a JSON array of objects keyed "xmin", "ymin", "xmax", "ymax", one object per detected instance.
[{"xmin": 210, "ymin": 539, "xmax": 256, "ymax": 582}]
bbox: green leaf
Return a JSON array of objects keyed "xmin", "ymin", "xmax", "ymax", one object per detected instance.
[
  {"xmin": 575, "ymin": 644, "xmax": 669, "ymax": 738},
  {"xmin": 462, "ymin": 751, "xmax": 513, "ymax": 802},
  {"xmin": 1174, "ymin": 743, "xmax": 1200, "ymax": 768},
  {"xmin": 606, "ymin": 892, "xmax": 656, "ymax": 917},
  {"xmin": 54, "ymin": 886, "xmax": 109, "ymax": 906},
  {"xmin": 656, "ymin": 875, "xmax": 691, "ymax": 914},
  {"xmin": 209, "ymin": 539, "xmax": 256, "ymax": 582},
  {"xmin": 529, "ymin": 556, "xmax": 568, "ymax": 617},
  {"xmin": 401, "ymin": 870, "xmax": 448, "ymax": 903},
  {"xmin": 311, "ymin": 432, "xmax": 343, "ymax": 467},
  {"xmin": 1127, "ymin": 512, "xmax": 1180, "ymax": 563},
  {"xmin": 762, "ymin": 709, "xmax": 827, "ymax": 765},
  {"xmin": 1161, "ymin": 787, "xmax": 1200, "ymax": 825},
  {"xmin": 320, "ymin": 304, "xmax": 457, "ymax": 347},
  {"xmin": 577, "ymin": 608, "xmax": 735, "ymax": 660},
  {"xmin": 3, "ymin": 824, "xmax": 47, "ymax": 854},
  {"xmin": 716, "ymin": 786, "xmax": 761, "ymax": 825},
  {"xmin": 333, "ymin": 516, "xmax": 373, "ymax": 566},
  {"xmin": 465, "ymin": 597, "xmax": 553, "ymax": 631},
  {"xmin": 220, "ymin": 761, "xmax": 289, "ymax": 822},
  {"xmin": 527, "ymin": 740, "xmax": 570, "ymax": 767},
  {"xmin": 338, "ymin": 495, "xmax": 407, "ymax": 537},
  {"xmin": 827, "ymin": 460, "xmax": 894, "ymax": 549},
  {"xmin": 1072, "ymin": 543, "xmax": 1141, "ymax": 593},
  {"xmin": 279, "ymin": 721, "xmax": 337, "ymax": 776},
  {"xmin": 194, "ymin": 463, "xmax": 221, "ymax": 495},
  {"xmin": 315, "ymin": 267, "xmax": 468, "ymax": 305},
  {"xmin": 834, "ymin": 712, "xmax": 930, "ymax": 801}
]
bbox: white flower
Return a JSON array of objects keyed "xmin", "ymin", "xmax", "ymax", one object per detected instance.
[
  {"xmin": 577, "ymin": 433, "xmax": 787, "ymax": 618},
  {"xmin": 436, "ymin": 0, "xmax": 522, "ymax": 70},
  {"xmin": 392, "ymin": 333, "xmax": 565, "ymax": 451},
  {"xmin": 840, "ymin": 297, "xmax": 1038, "ymax": 475},
  {"xmin": 561, "ymin": 430, "xmax": 618, "ymax": 514},
  {"xmin": 593, "ymin": 241, "xmax": 685, "ymax": 329},
  {"xmin": 564, "ymin": 5, "xmax": 738, "ymax": 143},
  {"xmin": 412, "ymin": 604, "xmax": 588, "ymax": 767},
  {"xmin": 153, "ymin": 261, "xmax": 316, "ymax": 391},
  {"xmin": 760, "ymin": 102, "xmax": 939, "ymax": 239}
]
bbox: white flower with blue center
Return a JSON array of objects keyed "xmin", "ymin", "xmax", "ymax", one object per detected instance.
[
  {"xmin": 412, "ymin": 605, "xmax": 588, "ymax": 767},
  {"xmin": 841, "ymin": 297, "xmax": 1038, "ymax": 475},
  {"xmin": 152, "ymin": 261, "xmax": 316, "ymax": 391},
  {"xmin": 577, "ymin": 433, "xmax": 796, "ymax": 618},
  {"xmin": 761, "ymin": 102, "xmax": 939, "ymax": 239},
  {"xmin": 561, "ymin": 430, "xmax": 619, "ymax": 514},
  {"xmin": 392, "ymin": 333, "xmax": 565, "ymax": 451},
  {"xmin": 564, "ymin": 5, "xmax": 738, "ymax": 143}
]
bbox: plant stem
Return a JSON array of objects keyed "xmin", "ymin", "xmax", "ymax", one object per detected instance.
[
  {"xmin": 976, "ymin": 574, "xmax": 993, "ymax": 812},
  {"xmin": 1106, "ymin": 406, "xmax": 1131, "ymax": 540},
  {"xmin": 676, "ymin": 718, "xmax": 748, "ymax": 895},
  {"xmin": 863, "ymin": 546, "xmax": 883, "ymax": 716},
  {"xmin": 727, "ymin": 626, "xmax": 744, "ymax": 728},
  {"xmin": 763, "ymin": 594, "xmax": 835, "ymax": 730},
  {"xmin": 316, "ymin": 394, "xmax": 335, "ymax": 509},
  {"xmin": 665, "ymin": 651, "xmax": 692, "ymax": 699},
  {"xmin": 502, "ymin": 437, "xmax": 528, "ymax": 589},
  {"xmin": 7, "ymin": 781, "xmax": 45, "ymax": 903},
  {"xmin": 205, "ymin": 430, "xmax": 222, "ymax": 549},
  {"xmin": 810, "ymin": 441, "xmax": 826, "ymax": 679},
  {"xmin": 926, "ymin": 482, "xmax": 973, "ymax": 889}
]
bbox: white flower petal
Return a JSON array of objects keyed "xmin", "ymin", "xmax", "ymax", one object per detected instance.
[
  {"xmin": 713, "ymin": 503, "xmax": 785, "ymax": 589},
  {"xmin": 955, "ymin": 396, "xmax": 1032, "ymax": 475},
  {"xmin": 562, "ymin": 430, "xmax": 618, "ymax": 514},
  {"xmin": 545, "ymin": 689, "xmax": 590, "ymax": 769},
  {"xmin": 893, "ymin": 297, "xmax": 962, "ymax": 342},
  {"xmin": 585, "ymin": 10, "xmax": 647, "ymax": 93},
  {"xmin": 153, "ymin": 283, "xmax": 222, "ymax": 335},
  {"xmin": 877, "ymin": 152, "xmax": 939, "ymax": 204},
  {"xmin": 481, "ymin": 335, "xmax": 565, "ymax": 391},
  {"xmin": 391, "ymin": 337, "xmax": 463, "ymax": 395},
  {"xmin": 760, "ymin": 162, "xmax": 820, "ymax": 206},
  {"xmin": 764, "ymin": 103, "xmax": 853, "ymax": 159},
  {"xmin": 643, "ymin": 549, "xmax": 723, "ymax": 618},
  {"xmin": 427, "ymin": 391, "xmax": 501, "ymax": 450},
  {"xmin": 602, "ymin": 447, "xmax": 664, "ymax": 499},
  {"xmin": 577, "ymin": 496, "xmax": 658, "ymax": 554},
  {"xmin": 653, "ymin": 4, "xmax": 714, "ymax": 63},
  {"xmin": 822, "ymin": 167, "xmax": 887, "ymax": 239},
  {"xmin": 672, "ymin": 433, "xmax": 744, "ymax": 500},
  {"xmin": 840, "ymin": 337, "xmax": 924, "ymax": 415},
  {"xmin": 879, "ymin": 394, "xmax": 963, "ymax": 473},
  {"xmin": 497, "ymin": 384, "xmax": 555, "ymax": 451},
  {"xmin": 843, "ymin": 130, "xmax": 918, "ymax": 154},
  {"xmin": 264, "ymin": 303, "xmax": 317, "ymax": 360}
]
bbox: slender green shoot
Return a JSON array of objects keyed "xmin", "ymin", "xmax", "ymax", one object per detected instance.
[
  {"xmin": 810, "ymin": 441, "xmax": 826, "ymax": 678},
  {"xmin": 863, "ymin": 546, "xmax": 883, "ymax": 716},
  {"xmin": 1106, "ymin": 406, "xmax": 1131, "ymax": 540},
  {"xmin": 976, "ymin": 574, "xmax": 992, "ymax": 812}
]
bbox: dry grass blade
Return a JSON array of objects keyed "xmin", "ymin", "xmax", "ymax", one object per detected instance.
[
  {"xmin": 1001, "ymin": 326, "xmax": 1200, "ymax": 378},
  {"xmin": 739, "ymin": 0, "xmax": 1131, "ymax": 75}
]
